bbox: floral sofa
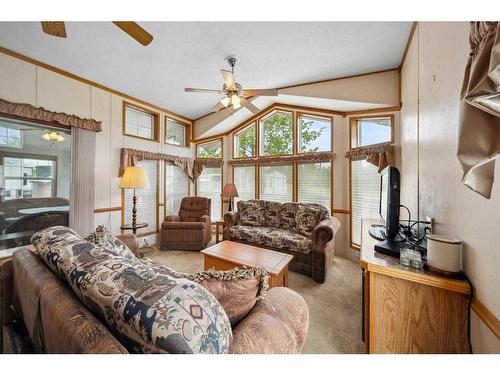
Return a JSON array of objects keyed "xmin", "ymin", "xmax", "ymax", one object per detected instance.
[{"xmin": 223, "ymin": 200, "xmax": 341, "ymax": 283}]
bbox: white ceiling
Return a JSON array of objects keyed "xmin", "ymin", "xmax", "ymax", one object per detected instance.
[{"xmin": 0, "ymin": 22, "xmax": 412, "ymax": 119}]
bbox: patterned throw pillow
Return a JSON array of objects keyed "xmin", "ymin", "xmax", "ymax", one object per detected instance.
[
  {"xmin": 237, "ymin": 200, "xmax": 264, "ymax": 226},
  {"xmin": 85, "ymin": 225, "xmax": 135, "ymax": 260},
  {"xmin": 32, "ymin": 226, "xmax": 233, "ymax": 354},
  {"xmin": 280, "ymin": 202, "xmax": 300, "ymax": 230},
  {"xmin": 263, "ymin": 200, "xmax": 282, "ymax": 228},
  {"xmin": 295, "ymin": 204, "xmax": 329, "ymax": 238}
]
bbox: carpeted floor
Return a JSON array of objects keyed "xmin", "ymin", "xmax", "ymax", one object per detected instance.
[{"xmin": 146, "ymin": 242, "xmax": 364, "ymax": 354}]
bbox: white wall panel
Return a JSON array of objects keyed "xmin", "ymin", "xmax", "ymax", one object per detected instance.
[{"xmin": 0, "ymin": 53, "xmax": 37, "ymax": 105}]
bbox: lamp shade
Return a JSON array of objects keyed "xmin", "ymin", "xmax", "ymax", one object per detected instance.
[
  {"xmin": 119, "ymin": 166, "xmax": 150, "ymax": 189},
  {"xmin": 222, "ymin": 183, "xmax": 239, "ymax": 197}
]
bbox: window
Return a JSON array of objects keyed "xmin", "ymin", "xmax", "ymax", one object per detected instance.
[
  {"xmin": 298, "ymin": 115, "xmax": 331, "ymax": 153},
  {"xmin": 233, "ymin": 165, "xmax": 255, "ymax": 204},
  {"xmin": 233, "ymin": 123, "xmax": 256, "ymax": 158},
  {"xmin": 124, "ymin": 160, "xmax": 158, "ymax": 235},
  {"xmin": 196, "ymin": 166, "xmax": 222, "ymax": 220},
  {"xmin": 351, "ymin": 116, "xmax": 393, "ymax": 148},
  {"xmin": 165, "ymin": 118, "xmax": 188, "ymax": 147},
  {"xmin": 0, "ymin": 126, "xmax": 22, "ymax": 148},
  {"xmin": 259, "ymin": 164, "xmax": 293, "ymax": 203},
  {"xmin": 123, "ymin": 103, "xmax": 159, "ymax": 141},
  {"xmin": 298, "ymin": 162, "xmax": 331, "ymax": 212},
  {"xmin": 165, "ymin": 163, "xmax": 189, "ymax": 216},
  {"xmin": 260, "ymin": 111, "xmax": 293, "ymax": 156},
  {"xmin": 196, "ymin": 139, "xmax": 222, "ymax": 159},
  {"xmin": 350, "ymin": 159, "xmax": 380, "ymax": 246}
]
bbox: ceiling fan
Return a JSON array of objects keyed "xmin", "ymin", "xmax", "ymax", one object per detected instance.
[
  {"xmin": 40, "ymin": 21, "xmax": 153, "ymax": 46},
  {"xmin": 185, "ymin": 57, "xmax": 278, "ymax": 115}
]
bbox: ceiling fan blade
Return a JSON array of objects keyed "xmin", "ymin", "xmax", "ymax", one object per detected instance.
[
  {"xmin": 240, "ymin": 97, "xmax": 260, "ymax": 114},
  {"xmin": 112, "ymin": 22, "xmax": 153, "ymax": 46},
  {"xmin": 241, "ymin": 89, "xmax": 279, "ymax": 97},
  {"xmin": 185, "ymin": 88, "xmax": 225, "ymax": 94},
  {"xmin": 221, "ymin": 70, "xmax": 236, "ymax": 90},
  {"xmin": 41, "ymin": 22, "xmax": 67, "ymax": 38},
  {"xmin": 210, "ymin": 102, "xmax": 226, "ymax": 113}
]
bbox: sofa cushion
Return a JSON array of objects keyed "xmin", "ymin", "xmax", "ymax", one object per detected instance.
[
  {"xmin": 228, "ymin": 225, "xmax": 313, "ymax": 255},
  {"xmin": 280, "ymin": 202, "xmax": 300, "ymax": 231},
  {"xmin": 32, "ymin": 226, "xmax": 232, "ymax": 354},
  {"xmin": 263, "ymin": 200, "xmax": 282, "ymax": 228},
  {"xmin": 237, "ymin": 200, "xmax": 264, "ymax": 227},
  {"xmin": 295, "ymin": 204, "xmax": 330, "ymax": 238},
  {"xmin": 85, "ymin": 225, "xmax": 135, "ymax": 260}
]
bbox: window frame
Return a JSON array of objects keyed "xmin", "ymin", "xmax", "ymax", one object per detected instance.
[
  {"xmin": 164, "ymin": 116, "xmax": 191, "ymax": 148},
  {"xmin": 258, "ymin": 109, "xmax": 294, "ymax": 157},
  {"xmin": 232, "ymin": 122, "xmax": 257, "ymax": 159},
  {"xmin": 195, "ymin": 137, "xmax": 224, "ymax": 159},
  {"xmin": 348, "ymin": 114, "xmax": 394, "ymax": 250},
  {"xmin": 121, "ymin": 160, "xmax": 160, "ymax": 238},
  {"xmin": 296, "ymin": 113, "xmax": 333, "ymax": 155},
  {"xmin": 122, "ymin": 101, "xmax": 160, "ymax": 143},
  {"xmin": 349, "ymin": 114, "xmax": 394, "ymax": 150},
  {"xmin": 164, "ymin": 161, "xmax": 190, "ymax": 219},
  {"xmin": 195, "ymin": 164, "xmax": 224, "ymax": 221}
]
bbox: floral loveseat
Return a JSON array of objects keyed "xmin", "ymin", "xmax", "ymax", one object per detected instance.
[{"xmin": 223, "ymin": 200, "xmax": 341, "ymax": 283}]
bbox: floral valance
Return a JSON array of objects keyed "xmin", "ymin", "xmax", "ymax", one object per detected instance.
[
  {"xmin": 0, "ymin": 97, "xmax": 102, "ymax": 132},
  {"xmin": 120, "ymin": 148, "xmax": 223, "ymax": 181},
  {"xmin": 345, "ymin": 144, "xmax": 395, "ymax": 172},
  {"xmin": 228, "ymin": 152, "xmax": 335, "ymax": 166}
]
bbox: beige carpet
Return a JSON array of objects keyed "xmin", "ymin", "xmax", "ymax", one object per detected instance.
[{"xmin": 146, "ymin": 242, "xmax": 364, "ymax": 354}]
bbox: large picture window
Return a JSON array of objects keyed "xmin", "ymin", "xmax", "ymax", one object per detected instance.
[
  {"xmin": 123, "ymin": 102, "xmax": 159, "ymax": 142},
  {"xmin": 196, "ymin": 166, "xmax": 222, "ymax": 220},
  {"xmin": 298, "ymin": 114, "xmax": 331, "ymax": 153},
  {"xmin": 350, "ymin": 115, "xmax": 393, "ymax": 148},
  {"xmin": 124, "ymin": 160, "xmax": 158, "ymax": 236},
  {"xmin": 233, "ymin": 165, "xmax": 255, "ymax": 204},
  {"xmin": 196, "ymin": 139, "xmax": 222, "ymax": 159},
  {"xmin": 260, "ymin": 111, "xmax": 293, "ymax": 156},
  {"xmin": 298, "ymin": 162, "xmax": 331, "ymax": 212},
  {"xmin": 259, "ymin": 164, "xmax": 293, "ymax": 203},
  {"xmin": 233, "ymin": 123, "xmax": 256, "ymax": 158},
  {"xmin": 165, "ymin": 163, "xmax": 189, "ymax": 216}
]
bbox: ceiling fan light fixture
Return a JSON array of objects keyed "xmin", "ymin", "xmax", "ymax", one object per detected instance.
[
  {"xmin": 220, "ymin": 96, "xmax": 231, "ymax": 107},
  {"xmin": 42, "ymin": 131, "xmax": 65, "ymax": 144},
  {"xmin": 231, "ymin": 95, "xmax": 241, "ymax": 109}
]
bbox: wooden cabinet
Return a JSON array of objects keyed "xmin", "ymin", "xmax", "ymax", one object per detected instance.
[{"xmin": 360, "ymin": 219, "xmax": 470, "ymax": 353}]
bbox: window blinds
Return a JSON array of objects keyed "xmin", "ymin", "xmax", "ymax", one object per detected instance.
[
  {"xmin": 259, "ymin": 164, "xmax": 293, "ymax": 203},
  {"xmin": 351, "ymin": 159, "xmax": 380, "ymax": 246},
  {"xmin": 165, "ymin": 163, "xmax": 189, "ymax": 216},
  {"xmin": 196, "ymin": 166, "xmax": 222, "ymax": 220},
  {"xmin": 124, "ymin": 160, "xmax": 157, "ymax": 235},
  {"xmin": 298, "ymin": 162, "xmax": 331, "ymax": 212},
  {"xmin": 233, "ymin": 165, "xmax": 255, "ymax": 204}
]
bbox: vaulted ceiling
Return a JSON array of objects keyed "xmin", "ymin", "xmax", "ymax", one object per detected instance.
[{"xmin": 0, "ymin": 22, "xmax": 412, "ymax": 119}]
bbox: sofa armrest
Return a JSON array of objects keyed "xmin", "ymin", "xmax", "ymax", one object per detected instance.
[
  {"xmin": 310, "ymin": 217, "xmax": 341, "ymax": 283},
  {"xmin": 312, "ymin": 217, "xmax": 341, "ymax": 244},
  {"xmin": 165, "ymin": 215, "xmax": 181, "ymax": 222},
  {"xmin": 1, "ymin": 260, "xmax": 15, "ymax": 352},
  {"xmin": 229, "ymin": 287, "xmax": 309, "ymax": 354},
  {"xmin": 116, "ymin": 233, "xmax": 140, "ymax": 258},
  {"xmin": 161, "ymin": 221, "xmax": 205, "ymax": 230},
  {"xmin": 224, "ymin": 211, "xmax": 239, "ymax": 228}
]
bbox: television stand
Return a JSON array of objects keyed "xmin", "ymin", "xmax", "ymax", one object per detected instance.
[{"xmin": 374, "ymin": 239, "xmax": 409, "ymax": 258}]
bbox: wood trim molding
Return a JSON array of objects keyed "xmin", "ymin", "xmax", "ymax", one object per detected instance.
[
  {"xmin": 399, "ymin": 22, "xmax": 418, "ymax": 71},
  {"xmin": 471, "ymin": 298, "xmax": 500, "ymax": 340},
  {"xmin": 0, "ymin": 46, "xmax": 193, "ymax": 123},
  {"xmin": 122, "ymin": 101, "xmax": 160, "ymax": 143},
  {"xmin": 345, "ymin": 106, "xmax": 401, "ymax": 117},
  {"xmin": 332, "ymin": 208, "xmax": 350, "ymax": 215},
  {"xmin": 93, "ymin": 206, "xmax": 122, "ymax": 213}
]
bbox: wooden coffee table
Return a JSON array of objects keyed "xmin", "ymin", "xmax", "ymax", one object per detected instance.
[{"xmin": 201, "ymin": 241, "xmax": 293, "ymax": 288}]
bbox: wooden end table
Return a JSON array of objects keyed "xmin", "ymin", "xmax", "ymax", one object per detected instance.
[
  {"xmin": 201, "ymin": 240, "xmax": 293, "ymax": 288},
  {"xmin": 120, "ymin": 222, "xmax": 147, "ymax": 235},
  {"xmin": 214, "ymin": 220, "xmax": 225, "ymax": 243}
]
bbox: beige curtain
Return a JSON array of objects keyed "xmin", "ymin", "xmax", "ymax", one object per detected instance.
[
  {"xmin": 457, "ymin": 22, "xmax": 500, "ymax": 199},
  {"xmin": 345, "ymin": 144, "xmax": 395, "ymax": 172}
]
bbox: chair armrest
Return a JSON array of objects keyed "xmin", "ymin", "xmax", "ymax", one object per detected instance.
[
  {"xmin": 161, "ymin": 221, "xmax": 205, "ymax": 230},
  {"xmin": 312, "ymin": 217, "xmax": 340, "ymax": 244},
  {"xmin": 224, "ymin": 211, "xmax": 239, "ymax": 228},
  {"xmin": 165, "ymin": 215, "xmax": 181, "ymax": 222},
  {"xmin": 199, "ymin": 215, "xmax": 211, "ymax": 225},
  {"xmin": 116, "ymin": 233, "xmax": 139, "ymax": 257},
  {"xmin": 229, "ymin": 287, "xmax": 309, "ymax": 354}
]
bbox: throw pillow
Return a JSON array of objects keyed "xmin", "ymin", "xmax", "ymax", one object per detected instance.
[
  {"xmin": 280, "ymin": 202, "xmax": 300, "ymax": 230},
  {"xmin": 295, "ymin": 204, "xmax": 329, "ymax": 238},
  {"xmin": 263, "ymin": 200, "xmax": 282, "ymax": 228},
  {"xmin": 32, "ymin": 226, "xmax": 233, "ymax": 354},
  {"xmin": 237, "ymin": 200, "xmax": 264, "ymax": 226},
  {"xmin": 85, "ymin": 225, "xmax": 135, "ymax": 260}
]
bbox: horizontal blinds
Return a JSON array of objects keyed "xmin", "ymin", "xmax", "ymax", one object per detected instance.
[
  {"xmin": 197, "ymin": 166, "xmax": 221, "ymax": 221},
  {"xmin": 233, "ymin": 165, "xmax": 255, "ymax": 204},
  {"xmin": 298, "ymin": 162, "xmax": 331, "ymax": 213},
  {"xmin": 351, "ymin": 159, "xmax": 380, "ymax": 246},
  {"xmin": 124, "ymin": 160, "xmax": 157, "ymax": 235},
  {"xmin": 259, "ymin": 164, "xmax": 293, "ymax": 203},
  {"xmin": 165, "ymin": 164, "xmax": 189, "ymax": 216}
]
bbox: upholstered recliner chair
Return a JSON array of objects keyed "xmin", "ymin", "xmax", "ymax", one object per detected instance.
[{"xmin": 160, "ymin": 197, "xmax": 212, "ymax": 250}]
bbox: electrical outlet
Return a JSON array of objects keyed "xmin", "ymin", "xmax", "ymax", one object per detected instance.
[{"xmin": 425, "ymin": 216, "xmax": 434, "ymax": 234}]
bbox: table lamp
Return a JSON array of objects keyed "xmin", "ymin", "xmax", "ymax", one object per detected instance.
[
  {"xmin": 222, "ymin": 183, "xmax": 239, "ymax": 211},
  {"xmin": 120, "ymin": 166, "xmax": 150, "ymax": 232}
]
